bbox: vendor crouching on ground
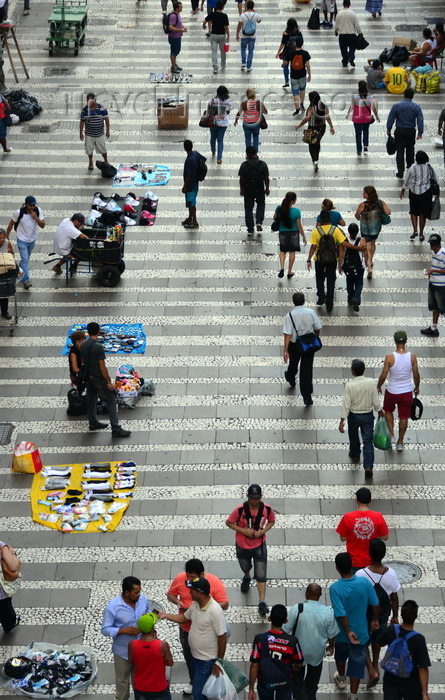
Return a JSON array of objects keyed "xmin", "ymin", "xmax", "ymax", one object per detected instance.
[{"xmin": 52, "ymin": 213, "xmax": 89, "ymax": 275}]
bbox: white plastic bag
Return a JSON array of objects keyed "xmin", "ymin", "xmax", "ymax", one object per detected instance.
[{"xmin": 202, "ymin": 662, "xmax": 237, "ymax": 700}]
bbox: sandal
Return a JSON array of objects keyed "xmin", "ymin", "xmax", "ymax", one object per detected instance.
[
  {"xmin": 419, "ymin": 234, "xmax": 425, "ymax": 242},
  {"xmin": 287, "ymin": 272, "xmax": 294, "ymax": 279},
  {"xmin": 410, "ymin": 231, "xmax": 418, "ymax": 240},
  {"xmin": 366, "ymin": 675, "xmax": 380, "ymax": 689},
  {"xmin": 367, "ymin": 270, "xmax": 372, "ymax": 279}
]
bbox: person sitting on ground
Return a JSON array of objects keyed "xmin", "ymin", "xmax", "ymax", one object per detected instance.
[
  {"xmin": 408, "ymin": 28, "xmax": 437, "ymax": 66},
  {"xmin": 383, "ymin": 59, "xmax": 410, "ymax": 95},
  {"xmin": 364, "ymin": 59, "xmax": 385, "ymax": 90},
  {"xmin": 52, "ymin": 213, "xmax": 89, "ymax": 274}
]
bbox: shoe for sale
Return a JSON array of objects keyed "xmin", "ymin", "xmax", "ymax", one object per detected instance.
[
  {"xmin": 89, "ymin": 422, "xmax": 109, "ymax": 430},
  {"xmin": 183, "ymin": 685, "xmax": 193, "ymax": 695},
  {"xmin": 258, "ymin": 601, "xmax": 269, "ymax": 616},
  {"xmin": 334, "ymin": 672, "xmax": 347, "ymax": 690},
  {"xmin": 420, "ymin": 326, "xmax": 439, "ymax": 336},
  {"xmin": 1, "ymin": 311, "xmax": 12, "ymax": 320},
  {"xmin": 112, "ymin": 427, "xmax": 132, "ymax": 438},
  {"xmin": 240, "ymin": 575, "xmax": 251, "ymax": 593},
  {"xmin": 23, "ymin": 281, "xmax": 32, "ymax": 289}
]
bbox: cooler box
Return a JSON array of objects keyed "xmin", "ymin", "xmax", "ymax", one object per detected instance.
[{"xmin": 157, "ymin": 96, "xmax": 188, "ymax": 129}]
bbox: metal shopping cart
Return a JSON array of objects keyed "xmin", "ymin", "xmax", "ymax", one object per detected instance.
[{"xmin": 0, "ymin": 269, "xmax": 18, "ymax": 336}]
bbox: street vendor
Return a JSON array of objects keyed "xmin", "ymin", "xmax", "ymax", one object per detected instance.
[
  {"xmin": 0, "ymin": 228, "xmax": 15, "ymax": 320},
  {"xmin": 52, "ymin": 213, "xmax": 88, "ymax": 275}
]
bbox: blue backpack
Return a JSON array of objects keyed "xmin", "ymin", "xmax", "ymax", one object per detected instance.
[
  {"xmin": 243, "ymin": 12, "xmax": 256, "ymax": 35},
  {"xmin": 380, "ymin": 625, "xmax": 419, "ymax": 678}
]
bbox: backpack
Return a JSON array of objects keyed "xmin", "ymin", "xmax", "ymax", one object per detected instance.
[
  {"xmin": 196, "ymin": 156, "xmax": 208, "ymax": 182},
  {"xmin": 243, "ymin": 12, "xmax": 256, "ymax": 36},
  {"xmin": 259, "ymin": 633, "xmax": 293, "ymax": 689},
  {"xmin": 380, "ymin": 625, "xmax": 419, "ymax": 678},
  {"xmin": 342, "ymin": 239, "xmax": 362, "ymax": 278},
  {"xmin": 291, "ymin": 52, "xmax": 304, "ymax": 72},
  {"xmin": 96, "ymin": 161, "xmax": 117, "ymax": 178},
  {"xmin": 364, "ymin": 569, "xmax": 391, "ymax": 621},
  {"xmin": 316, "ymin": 225, "xmax": 337, "ymax": 265},
  {"xmin": 237, "ymin": 500, "xmax": 272, "ymax": 530},
  {"xmin": 14, "ymin": 205, "xmax": 39, "ymax": 232},
  {"xmin": 163, "ymin": 11, "xmax": 177, "ymax": 34},
  {"xmin": 307, "ymin": 7, "xmax": 320, "ymax": 30},
  {"xmin": 243, "ymin": 160, "xmax": 264, "ymax": 194},
  {"xmin": 67, "ymin": 389, "xmax": 87, "ymax": 416}
]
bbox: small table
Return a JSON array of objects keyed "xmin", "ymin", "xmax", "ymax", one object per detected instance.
[{"xmin": 0, "ymin": 22, "xmax": 30, "ymax": 83}]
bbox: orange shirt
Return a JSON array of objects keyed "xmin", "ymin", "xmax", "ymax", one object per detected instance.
[{"xmin": 167, "ymin": 572, "xmax": 228, "ymax": 632}]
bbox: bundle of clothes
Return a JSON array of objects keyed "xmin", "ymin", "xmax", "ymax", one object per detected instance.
[
  {"xmin": 86, "ymin": 191, "xmax": 159, "ymax": 227},
  {"xmin": 4, "ymin": 89, "xmax": 43, "ymax": 122}
]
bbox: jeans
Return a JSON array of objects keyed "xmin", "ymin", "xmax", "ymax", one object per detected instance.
[
  {"xmin": 86, "ymin": 377, "xmax": 120, "ymax": 429},
  {"xmin": 179, "ymin": 627, "xmax": 194, "ymax": 683},
  {"xmin": 292, "ymin": 663, "xmax": 323, "ymax": 700},
  {"xmin": 315, "ymin": 260, "xmax": 337, "ymax": 309},
  {"xmin": 346, "ymin": 269, "xmax": 364, "ymax": 305},
  {"xmin": 0, "ymin": 595, "xmax": 17, "ymax": 633},
  {"xmin": 210, "ymin": 34, "xmax": 226, "ymax": 70},
  {"xmin": 394, "ymin": 126, "xmax": 416, "ymax": 176},
  {"xmin": 16, "ymin": 238, "xmax": 36, "ymax": 283},
  {"xmin": 258, "ymin": 682, "xmax": 292, "ymax": 700},
  {"xmin": 283, "ymin": 63, "xmax": 289, "ymax": 84},
  {"xmin": 287, "ymin": 342, "xmax": 315, "ymax": 402},
  {"xmin": 339, "ymin": 33, "xmax": 356, "ymax": 64},
  {"xmin": 192, "ymin": 657, "xmax": 215, "ymax": 700},
  {"xmin": 240, "ymin": 36, "xmax": 255, "ymax": 69},
  {"xmin": 209, "ymin": 125, "xmax": 227, "ymax": 161},
  {"xmin": 354, "ymin": 122, "xmax": 370, "ymax": 153},
  {"xmin": 243, "ymin": 121, "xmax": 260, "ymax": 151},
  {"xmin": 348, "ymin": 410, "xmax": 375, "ymax": 469},
  {"xmin": 243, "ymin": 191, "xmax": 265, "ymax": 232}
]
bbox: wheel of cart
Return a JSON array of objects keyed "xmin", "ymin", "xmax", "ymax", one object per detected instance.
[
  {"xmin": 0, "ymin": 270, "xmax": 19, "ymax": 337},
  {"xmin": 46, "ymin": 0, "xmax": 89, "ymax": 56}
]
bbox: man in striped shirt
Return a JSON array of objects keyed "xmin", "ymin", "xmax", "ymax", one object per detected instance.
[
  {"xmin": 79, "ymin": 93, "xmax": 110, "ymax": 171},
  {"xmin": 421, "ymin": 233, "xmax": 445, "ymax": 337}
]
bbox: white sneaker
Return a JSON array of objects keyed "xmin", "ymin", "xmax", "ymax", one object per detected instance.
[
  {"xmin": 390, "ymin": 439, "xmax": 397, "ymax": 450},
  {"xmin": 183, "ymin": 684, "xmax": 193, "ymax": 695},
  {"xmin": 397, "ymin": 442, "xmax": 404, "ymax": 451},
  {"xmin": 334, "ymin": 671, "xmax": 347, "ymax": 690}
]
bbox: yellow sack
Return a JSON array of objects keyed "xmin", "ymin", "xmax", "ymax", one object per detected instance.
[
  {"xmin": 425, "ymin": 71, "xmax": 440, "ymax": 94},
  {"xmin": 12, "ymin": 441, "xmax": 43, "ymax": 473}
]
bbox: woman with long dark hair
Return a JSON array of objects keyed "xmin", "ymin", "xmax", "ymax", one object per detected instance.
[
  {"xmin": 355, "ymin": 185, "xmax": 391, "ymax": 278},
  {"xmin": 400, "ymin": 150, "xmax": 440, "ymax": 242},
  {"xmin": 273, "ymin": 191, "xmax": 307, "ymax": 279},
  {"xmin": 207, "ymin": 85, "xmax": 231, "ymax": 164},
  {"xmin": 295, "ymin": 91, "xmax": 335, "ymax": 171},
  {"xmin": 345, "ymin": 80, "xmax": 379, "ymax": 155},
  {"xmin": 275, "ymin": 18, "xmax": 303, "ymax": 88}
]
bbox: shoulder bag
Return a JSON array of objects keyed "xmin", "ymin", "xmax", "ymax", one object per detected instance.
[
  {"xmin": 429, "ymin": 196, "xmax": 440, "ymax": 220},
  {"xmin": 271, "ymin": 209, "xmax": 280, "ymax": 231},
  {"xmin": 291, "ymin": 602, "xmax": 304, "ymax": 636},
  {"xmin": 428, "ymin": 165, "xmax": 440, "ymax": 196},
  {"xmin": 379, "ymin": 199, "xmax": 391, "ymax": 225},
  {"xmin": 288, "ymin": 312, "xmax": 322, "ymax": 355},
  {"xmin": 362, "ymin": 98, "xmax": 375, "ymax": 125},
  {"xmin": 199, "ymin": 101, "xmax": 215, "ymax": 128},
  {"xmin": 302, "ymin": 106, "xmax": 320, "ymax": 144}
]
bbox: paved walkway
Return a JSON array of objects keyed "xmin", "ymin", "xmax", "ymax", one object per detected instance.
[{"xmin": 0, "ymin": 0, "xmax": 444, "ymax": 697}]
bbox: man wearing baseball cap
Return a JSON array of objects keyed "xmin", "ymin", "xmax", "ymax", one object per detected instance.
[
  {"xmin": 52, "ymin": 213, "xmax": 89, "ymax": 274},
  {"xmin": 6, "ymin": 195, "xmax": 45, "ymax": 290},
  {"xmin": 158, "ymin": 578, "xmax": 227, "ymax": 700},
  {"xmin": 377, "ymin": 330, "xmax": 420, "ymax": 451},
  {"xmin": 336, "ymin": 488, "xmax": 388, "ymax": 570},
  {"xmin": 421, "ymin": 233, "xmax": 445, "ymax": 337},
  {"xmin": 226, "ymin": 484, "xmax": 276, "ymax": 616},
  {"xmin": 128, "ymin": 613, "xmax": 173, "ymax": 700}
]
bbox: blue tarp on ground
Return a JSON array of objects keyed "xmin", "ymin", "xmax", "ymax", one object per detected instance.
[{"xmin": 61, "ymin": 323, "xmax": 146, "ymax": 355}]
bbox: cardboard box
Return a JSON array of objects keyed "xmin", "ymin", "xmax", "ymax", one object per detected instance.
[
  {"xmin": 157, "ymin": 100, "xmax": 188, "ymax": 129},
  {"xmin": 392, "ymin": 36, "xmax": 417, "ymax": 51}
]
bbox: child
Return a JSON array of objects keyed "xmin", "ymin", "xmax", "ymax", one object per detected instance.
[
  {"xmin": 341, "ymin": 223, "xmax": 366, "ymax": 312},
  {"xmin": 364, "ymin": 59, "xmax": 385, "ymax": 89}
]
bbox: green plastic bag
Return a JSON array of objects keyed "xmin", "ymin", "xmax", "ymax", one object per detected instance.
[
  {"xmin": 217, "ymin": 658, "xmax": 249, "ymax": 692},
  {"xmin": 373, "ymin": 416, "xmax": 391, "ymax": 450}
]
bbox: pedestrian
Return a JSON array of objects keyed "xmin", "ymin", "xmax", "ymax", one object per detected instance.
[
  {"xmin": 200, "ymin": 0, "xmax": 217, "ymax": 18},
  {"xmin": 316, "ymin": 198, "xmax": 345, "ymax": 226},
  {"xmin": 341, "ymin": 223, "xmax": 366, "ymax": 311},
  {"xmin": 128, "ymin": 613, "xmax": 173, "ymax": 700},
  {"xmin": 283, "ymin": 35, "xmax": 311, "ymax": 115},
  {"xmin": 377, "ymin": 330, "xmax": 420, "ymax": 451},
  {"xmin": 275, "ymin": 18, "xmax": 303, "ymax": 88},
  {"xmin": 236, "ymin": 0, "xmax": 261, "ymax": 72},
  {"xmin": 80, "ymin": 321, "xmax": 131, "ymax": 437},
  {"xmin": 0, "ymin": 92, "xmax": 12, "ymax": 153},
  {"xmin": 282, "ymin": 291, "xmax": 322, "ymax": 405},
  {"xmin": 283, "ymin": 584, "xmax": 339, "ymax": 700},
  {"xmin": 68, "ymin": 329, "xmax": 86, "ymax": 390},
  {"xmin": 182, "ymin": 139, "xmax": 206, "ymax": 229},
  {"xmin": 226, "ymin": 483, "xmax": 275, "ymax": 616},
  {"xmin": 0, "ymin": 540, "xmax": 21, "ymax": 633},
  {"xmin": 203, "ymin": 0, "xmax": 229, "ymax": 75},
  {"xmin": 383, "ymin": 59, "xmax": 410, "ymax": 94},
  {"xmin": 249, "ymin": 604, "xmax": 304, "ymax": 700},
  {"xmin": 355, "ymin": 538, "xmax": 400, "ymax": 689},
  {"xmin": 408, "ymin": 28, "xmax": 437, "ymax": 67},
  {"xmin": 307, "ymin": 209, "xmax": 350, "ymax": 312},
  {"xmin": 167, "ymin": 558, "xmax": 229, "ymax": 696},
  {"xmin": 365, "ymin": 0, "xmax": 382, "ymax": 18},
  {"xmin": 345, "ymin": 80, "xmax": 380, "ymax": 155},
  {"xmin": 6, "ymin": 195, "xmax": 45, "ymax": 290},
  {"xmin": 438, "ymin": 107, "xmax": 445, "ymax": 169},
  {"xmin": 238, "ymin": 145, "xmax": 269, "ymax": 236},
  {"xmin": 364, "ymin": 59, "xmax": 385, "ymax": 90},
  {"xmin": 420, "ymin": 233, "xmax": 445, "ymax": 337},
  {"xmin": 273, "ymin": 191, "xmax": 307, "ymax": 279},
  {"xmin": 51, "ymin": 213, "xmax": 89, "ymax": 274},
  {"xmin": 400, "ymin": 150, "xmax": 440, "ymax": 242},
  {"xmin": 295, "ymin": 91, "xmax": 335, "ymax": 171},
  {"xmin": 434, "ymin": 21, "xmax": 445, "ymax": 52},
  {"xmin": 334, "ymin": 0, "xmax": 362, "ymax": 67},
  {"xmin": 79, "ymin": 93, "xmax": 110, "ymax": 171},
  {"xmin": 158, "ymin": 578, "xmax": 227, "ymax": 700},
  {"xmin": 101, "ymin": 577, "xmax": 150, "ymax": 700},
  {"xmin": 320, "ymin": 0, "xmax": 336, "ymax": 27},
  {"xmin": 339, "ymin": 359, "xmax": 383, "ymax": 477},
  {"xmin": 330, "ymin": 552, "xmax": 379, "ymax": 700},
  {"xmin": 207, "ymin": 85, "xmax": 231, "ymax": 164},
  {"xmin": 236, "ymin": 0, "xmax": 245, "ymax": 15},
  {"xmin": 234, "ymin": 88, "xmax": 268, "ymax": 153},
  {"xmin": 168, "ymin": 1, "xmax": 187, "ymax": 74},
  {"xmin": 336, "ymin": 487, "xmax": 389, "ymax": 570},
  {"xmin": 0, "ymin": 229, "xmax": 15, "ymax": 320},
  {"xmin": 354, "ymin": 185, "xmax": 391, "ymax": 278},
  {"xmin": 386, "ymin": 88, "xmax": 424, "ymax": 180},
  {"xmin": 376, "ymin": 600, "xmax": 431, "ymax": 700}
]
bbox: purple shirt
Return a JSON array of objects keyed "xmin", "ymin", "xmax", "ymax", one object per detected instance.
[{"xmin": 168, "ymin": 11, "xmax": 183, "ymax": 38}]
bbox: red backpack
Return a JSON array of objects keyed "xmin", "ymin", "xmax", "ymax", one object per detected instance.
[{"xmin": 291, "ymin": 52, "xmax": 304, "ymax": 71}]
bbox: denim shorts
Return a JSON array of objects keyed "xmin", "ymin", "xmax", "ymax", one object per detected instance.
[
  {"xmin": 290, "ymin": 76, "xmax": 307, "ymax": 96},
  {"xmin": 334, "ymin": 642, "xmax": 367, "ymax": 679},
  {"xmin": 236, "ymin": 541, "xmax": 267, "ymax": 582},
  {"xmin": 185, "ymin": 185, "xmax": 199, "ymax": 207},
  {"xmin": 168, "ymin": 36, "xmax": 181, "ymax": 56},
  {"xmin": 428, "ymin": 282, "xmax": 445, "ymax": 314}
]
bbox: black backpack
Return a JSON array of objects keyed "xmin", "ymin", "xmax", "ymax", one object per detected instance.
[
  {"xmin": 243, "ymin": 160, "xmax": 264, "ymax": 194},
  {"xmin": 14, "ymin": 205, "xmax": 39, "ymax": 232},
  {"xmin": 365, "ymin": 569, "xmax": 391, "ymax": 621},
  {"xmin": 196, "ymin": 156, "xmax": 208, "ymax": 182},
  {"xmin": 67, "ymin": 389, "xmax": 87, "ymax": 416},
  {"xmin": 316, "ymin": 225, "xmax": 337, "ymax": 265},
  {"xmin": 307, "ymin": 7, "xmax": 320, "ymax": 30},
  {"xmin": 96, "ymin": 161, "xmax": 118, "ymax": 178},
  {"xmin": 237, "ymin": 500, "xmax": 272, "ymax": 530},
  {"xmin": 163, "ymin": 11, "xmax": 177, "ymax": 33},
  {"xmin": 342, "ymin": 239, "xmax": 362, "ymax": 278}
]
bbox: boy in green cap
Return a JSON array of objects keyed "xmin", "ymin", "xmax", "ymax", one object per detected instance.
[{"xmin": 128, "ymin": 613, "xmax": 174, "ymax": 700}]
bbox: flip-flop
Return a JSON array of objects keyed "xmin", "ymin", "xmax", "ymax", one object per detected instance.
[
  {"xmin": 366, "ymin": 675, "xmax": 379, "ymax": 689},
  {"xmin": 419, "ymin": 234, "xmax": 425, "ymax": 241},
  {"xmin": 410, "ymin": 231, "xmax": 418, "ymax": 240},
  {"xmin": 88, "ymin": 166, "xmax": 94, "ymax": 170}
]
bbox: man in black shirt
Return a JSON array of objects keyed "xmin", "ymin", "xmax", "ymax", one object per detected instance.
[
  {"xmin": 376, "ymin": 599, "xmax": 431, "ymax": 700},
  {"xmin": 81, "ymin": 322, "xmax": 131, "ymax": 438},
  {"xmin": 238, "ymin": 146, "xmax": 270, "ymax": 236},
  {"xmin": 283, "ymin": 36, "xmax": 311, "ymax": 115},
  {"xmin": 203, "ymin": 0, "xmax": 229, "ymax": 74}
]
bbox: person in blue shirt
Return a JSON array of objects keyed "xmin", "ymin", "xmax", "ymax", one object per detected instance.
[
  {"xmin": 386, "ymin": 87, "xmax": 424, "ymax": 179},
  {"xmin": 316, "ymin": 198, "xmax": 346, "ymax": 227},
  {"xmin": 329, "ymin": 552, "xmax": 379, "ymax": 700},
  {"xmin": 101, "ymin": 576, "xmax": 150, "ymax": 700},
  {"xmin": 182, "ymin": 139, "xmax": 207, "ymax": 229}
]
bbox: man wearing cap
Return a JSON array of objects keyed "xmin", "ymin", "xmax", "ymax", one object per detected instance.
[
  {"xmin": 6, "ymin": 195, "xmax": 45, "ymax": 290},
  {"xmin": 226, "ymin": 484, "xmax": 275, "ymax": 616},
  {"xmin": 421, "ymin": 233, "xmax": 445, "ymax": 337},
  {"xmin": 52, "ymin": 213, "xmax": 89, "ymax": 274},
  {"xmin": 167, "ymin": 558, "xmax": 228, "ymax": 696},
  {"xmin": 336, "ymin": 488, "xmax": 388, "ymax": 570},
  {"xmin": 158, "ymin": 578, "xmax": 227, "ymax": 700},
  {"xmin": 339, "ymin": 359, "xmax": 384, "ymax": 478},
  {"xmin": 79, "ymin": 92, "xmax": 110, "ymax": 171},
  {"xmin": 128, "ymin": 613, "xmax": 173, "ymax": 700},
  {"xmin": 377, "ymin": 331, "xmax": 420, "ymax": 451},
  {"xmin": 101, "ymin": 576, "xmax": 150, "ymax": 700}
]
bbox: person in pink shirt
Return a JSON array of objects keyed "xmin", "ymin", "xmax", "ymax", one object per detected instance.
[{"xmin": 168, "ymin": 1, "xmax": 187, "ymax": 74}]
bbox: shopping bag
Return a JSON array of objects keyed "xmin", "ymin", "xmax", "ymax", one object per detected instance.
[
  {"xmin": 12, "ymin": 441, "xmax": 43, "ymax": 473},
  {"xmin": 202, "ymin": 663, "xmax": 237, "ymax": 700},
  {"xmin": 429, "ymin": 196, "xmax": 440, "ymax": 221},
  {"xmin": 373, "ymin": 417, "xmax": 391, "ymax": 451},
  {"xmin": 218, "ymin": 658, "xmax": 249, "ymax": 692}
]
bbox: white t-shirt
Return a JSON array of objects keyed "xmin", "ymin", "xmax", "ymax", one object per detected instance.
[
  {"xmin": 53, "ymin": 218, "xmax": 82, "ymax": 256},
  {"xmin": 240, "ymin": 11, "xmax": 260, "ymax": 39},
  {"xmin": 356, "ymin": 566, "xmax": 401, "ymax": 597},
  {"xmin": 12, "ymin": 207, "xmax": 44, "ymax": 243},
  {"xmin": 184, "ymin": 597, "xmax": 227, "ymax": 660}
]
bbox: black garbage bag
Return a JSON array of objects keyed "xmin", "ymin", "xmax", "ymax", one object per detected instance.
[{"xmin": 4, "ymin": 89, "xmax": 43, "ymax": 122}]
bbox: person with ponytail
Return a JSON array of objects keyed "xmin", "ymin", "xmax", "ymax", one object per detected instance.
[
  {"xmin": 295, "ymin": 91, "xmax": 335, "ymax": 171},
  {"xmin": 273, "ymin": 191, "xmax": 307, "ymax": 279},
  {"xmin": 346, "ymin": 80, "xmax": 379, "ymax": 155}
]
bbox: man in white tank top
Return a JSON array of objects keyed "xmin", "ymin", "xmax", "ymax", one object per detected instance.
[{"xmin": 377, "ymin": 330, "xmax": 420, "ymax": 451}]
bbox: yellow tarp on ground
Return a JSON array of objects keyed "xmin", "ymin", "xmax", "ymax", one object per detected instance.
[{"xmin": 31, "ymin": 462, "xmax": 137, "ymax": 533}]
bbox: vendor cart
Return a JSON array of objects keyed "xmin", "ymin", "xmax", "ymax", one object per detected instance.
[
  {"xmin": 0, "ymin": 270, "xmax": 18, "ymax": 337},
  {"xmin": 46, "ymin": 0, "xmax": 88, "ymax": 57}
]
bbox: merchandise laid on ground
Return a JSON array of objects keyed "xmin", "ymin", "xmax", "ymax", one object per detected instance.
[
  {"xmin": 149, "ymin": 72, "xmax": 193, "ymax": 83},
  {"xmin": 113, "ymin": 164, "xmax": 171, "ymax": 187},
  {"xmin": 61, "ymin": 324, "xmax": 146, "ymax": 355}
]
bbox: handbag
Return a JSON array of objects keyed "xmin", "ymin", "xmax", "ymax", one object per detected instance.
[
  {"xmin": 386, "ymin": 134, "xmax": 396, "ymax": 155},
  {"xmin": 356, "ymin": 33, "xmax": 369, "ymax": 50},
  {"xmin": 260, "ymin": 114, "xmax": 268, "ymax": 130},
  {"xmin": 199, "ymin": 110, "xmax": 214, "ymax": 128},
  {"xmin": 271, "ymin": 216, "xmax": 280, "ymax": 231},
  {"xmin": 429, "ymin": 196, "xmax": 440, "ymax": 221},
  {"xmin": 379, "ymin": 200, "xmax": 391, "ymax": 225},
  {"xmin": 288, "ymin": 313, "xmax": 322, "ymax": 355},
  {"xmin": 302, "ymin": 128, "xmax": 318, "ymax": 144},
  {"xmin": 410, "ymin": 397, "xmax": 423, "ymax": 421},
  {"xmin": 429, "ymin": 165, "xmax": 440, "ymax": 196}
]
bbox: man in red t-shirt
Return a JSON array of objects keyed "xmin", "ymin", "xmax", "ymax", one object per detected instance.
[
  {"xmin": 167, "ymin": 558, "xmax": 228, "ymax": 696},
  {"xmin": 226, "ymin": 483, "xmax": 276, "ymax": 617},
  {"xmin": 336, "ymin": 487, "xmax": 389, "ymax": 569},
  {"xmin": 128, "ymin": 613, "xmax": 173, "ymax": 700}
]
